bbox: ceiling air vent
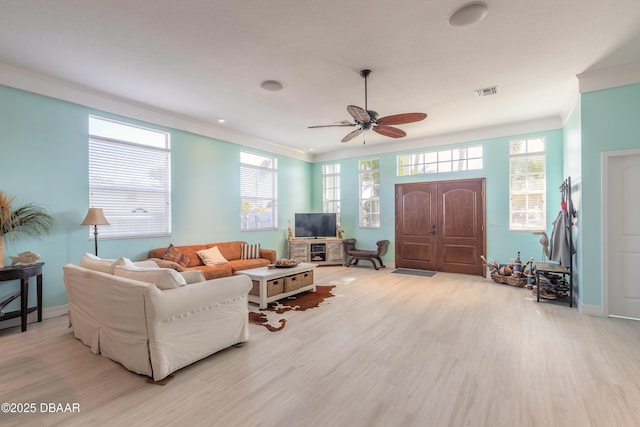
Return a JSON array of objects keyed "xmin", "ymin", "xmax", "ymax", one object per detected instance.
[{"xmin": 475, "ymin": 86, "xmax": 498, "ymax": 97}]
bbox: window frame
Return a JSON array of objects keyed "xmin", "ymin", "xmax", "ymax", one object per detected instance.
[
  {"xmin": 87, "ymin": 115, "xmax": 172, "ymax": 240},
  {"xmin": 322, "ymin": 163, "xmax": 341, "ymax": 224},
  {"xmin": 240, "ymin": 151, "xmax": 278, "ymax": 231},
  {"xmin": 359, "ymin": 158, "xmax": 380, "ymax": 228},
  {"xmin": 509, "ymin": 137, "xmax": 546, "ymax": 232},
  {"xmin": 397, "ymin": 145, "xmax": 483, "ymax": 176}
]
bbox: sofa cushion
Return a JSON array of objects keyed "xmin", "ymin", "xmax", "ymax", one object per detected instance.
[
  {"xmin": 114, "ymin": 265, "xmax": 187, "ymax": 290},
  {"xmin": 207, "ymin": 241, "xmax": 245, "ymax": 261},
  {"xmin": 179, "ymin": 270, "xmax": 206, "ymax": 284},
  {"xmin": 241, "ymin": 243, "xmax": 261, "ymax": 259},
  {"xmin": 187, "ymin": 265, "xmax": 233, "ymax": 281},
  {"xmin": 80, "ymin": 253, "xmax": 128, "ymax": 274},
  {"xmin": 196, "ymin": 246, "xmax": 228, "ymax": 265},
  {"xmin": 228, "ymin": 258, "xmax": 271, "ymax": 274},
  {"xmin": 146, "ymin": 258, "xmax": 186, "ymax": 272},
  {"xmin": 161, "ymin": 244, "xmax": 191, "ymax": 268}
]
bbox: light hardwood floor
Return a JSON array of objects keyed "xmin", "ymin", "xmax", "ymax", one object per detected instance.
[{"xmin": 1, "ymin": 266, "xmax": 639, "ymax": 427}]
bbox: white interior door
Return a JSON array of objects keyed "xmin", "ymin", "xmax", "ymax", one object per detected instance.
[{"xmin": 607, "ymin": 153, "xmax": 640, "ymax": 320}]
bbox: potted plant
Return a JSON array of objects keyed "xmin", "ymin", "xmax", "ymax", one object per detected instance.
[{"xmin": 0, "ymin": 191, "xmax": 54, "ymax": 268}]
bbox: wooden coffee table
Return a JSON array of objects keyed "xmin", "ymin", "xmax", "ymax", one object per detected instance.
[{"xmin": 237, "ymin": 262, "xmax": 317, "ymax": 309}]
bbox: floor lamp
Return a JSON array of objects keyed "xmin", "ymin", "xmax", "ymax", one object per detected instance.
[{"xmin": 81, "ymin": 208, "xmax": 110, "ymax": 256}]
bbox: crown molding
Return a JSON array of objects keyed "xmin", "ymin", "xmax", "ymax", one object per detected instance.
[
  {"xmin": 0, "ymin": 62, "xmax": 313, "ymax": 162},
  {"xmin": 577, "ymin": 62, "xmax": 640, "ymax": 94}
]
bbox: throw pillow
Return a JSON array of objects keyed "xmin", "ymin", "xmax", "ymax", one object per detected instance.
[
  {"xmin": 80, "ymin": 253, "xmax": 128, "ymax": 274},
  {"xmin": 114, "ymin": 265, "xmax": 187, "ymax": 290},
  {"xmin": 146, "ymin": 257, "xmax": 186, "ymax": 272},
  {"xmin": 241, "ymin": 243, "xmax": 261, "ymax": 259},
  {"xmin": 196, "ymin": 246, "xmax": 228, "ymax": 265},
  {"xmin": 161, "ymin": 244, "xmax": 190, "ymax": 268}
]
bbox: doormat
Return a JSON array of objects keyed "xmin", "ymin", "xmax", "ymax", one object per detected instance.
[{"xmin": 392, "ymin": 268, "xmax": 436, "ymax": 277}]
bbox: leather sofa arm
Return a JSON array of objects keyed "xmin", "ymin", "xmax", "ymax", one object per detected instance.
[{"xmin": 260, "ymin": 248, "xmax": 277, "ymax": 263}]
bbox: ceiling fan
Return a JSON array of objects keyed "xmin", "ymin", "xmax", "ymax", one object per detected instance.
[{"xmin": 309, "ymin": 69, "xmax": 427, "ymax": 143}]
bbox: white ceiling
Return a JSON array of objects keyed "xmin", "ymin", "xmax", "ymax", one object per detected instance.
[{"xmin": 1, "ymin": 0, "xmax": 640, "ymax": 161}]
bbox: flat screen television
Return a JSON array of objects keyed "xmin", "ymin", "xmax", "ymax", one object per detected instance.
[{"xmin": 294, "ymin": 213, "xmax": 337, "ymax": 238}]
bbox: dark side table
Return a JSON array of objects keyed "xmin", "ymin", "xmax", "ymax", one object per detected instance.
[{"xmin": 0, "ymin": 262, "xmax": 44, "ymax": 332}]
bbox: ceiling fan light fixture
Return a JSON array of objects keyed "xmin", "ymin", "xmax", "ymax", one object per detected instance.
[
  {"xmin": 449, "ymin": 2, "xmax": 489, "ymax": 27},
  {"xmin": 260, "ymin": 80, "xmax": 284, "ymax": 92}
]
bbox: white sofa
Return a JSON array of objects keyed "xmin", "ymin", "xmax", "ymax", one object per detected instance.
[{"xmin": 63, "ymin": 255, "xmax": 252, "ymax": 381}]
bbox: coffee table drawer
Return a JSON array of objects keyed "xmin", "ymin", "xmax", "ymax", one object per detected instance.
[
  {"xmin": 284, "ymin": 274, "xmax": 302, "ymax": 292},
  {"xmin": 250, "ymin": 278, "xmax": 284, "ymax": 297}
]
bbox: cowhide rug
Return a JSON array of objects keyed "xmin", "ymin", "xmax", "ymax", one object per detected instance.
[{"xmin": 248, "ymin": 285, "xmax": 336, "ymax": 332}]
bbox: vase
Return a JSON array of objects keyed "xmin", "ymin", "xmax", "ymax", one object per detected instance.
[{"xmin": 0, "ymin": 234, "xmax": 4, "ymax": 268}]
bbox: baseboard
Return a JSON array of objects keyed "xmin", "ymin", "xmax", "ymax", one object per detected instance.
[
  {"xmin": 0, "ymin": 304, "xmax": 68, "ymax": 330},
  {"xmin": 578, "ymin": 300, "xmax": 604, "ymax": 317}
]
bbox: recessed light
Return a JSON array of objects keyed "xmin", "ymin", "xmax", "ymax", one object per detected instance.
[
  {"xmin": 217, "ymin": 118, "xmax": 226, "ymax": 123},
  {"xmin": 449, "ymin": 2, "xmax": 489, "ymax": 27},
  {"xmin": 308, "ymin": 147, "xmax": 315, "ymax": 151},
  {"xmin": 260, "ymin": 80, "xmax": 284, "ymax": 92}
]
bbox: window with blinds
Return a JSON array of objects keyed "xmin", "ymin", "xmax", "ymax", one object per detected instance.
[
  {"xmin": 240, "ymin": 151, "xmax": 277, "ymax": 231},
  {"xmin": 322, "ymin": 163, "xmax": 340, "ymax": 223},
  {"xmin": 509, "ymin": 137, "xmax": 546, "ymax": 231},
  {"xmin": 359, "ymin": 159, "xmax": 380, "ymax": 228},
  {"xmin": 88, "ymin": 116, "xmax": 171, "ymax": 239}
]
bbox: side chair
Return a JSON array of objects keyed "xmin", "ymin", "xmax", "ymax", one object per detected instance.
[{"xmin": 343, "ymin": 239, "xmax": 389, "ymax": 270}]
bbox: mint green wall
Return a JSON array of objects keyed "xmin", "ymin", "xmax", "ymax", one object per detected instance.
[
  {"xmin": 0, "ymin": 85, "xmax": 311, "ymax": 311},
  {"xmin": 580, "ymin": 83, "xmax": 640, "ymax": 307},
  {"xmin": 563, "ymin": 100, "xmax": 582, "ymax": 302},
  {"xmin": 312, "ymin": 129, "xmax": 564, "ymax": 266},
  {"xmin": 12, "ymin": 78, "xmax": 637, "ymax": 314}
]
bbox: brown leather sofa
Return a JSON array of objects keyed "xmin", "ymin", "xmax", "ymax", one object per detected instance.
[{"xmin": 148, "ymin": 241, "xmax": 277, "ymax": 280}]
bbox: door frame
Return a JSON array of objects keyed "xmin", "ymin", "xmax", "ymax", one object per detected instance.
[
  {"xmin": 602, "ymin": 148, "xmax": 640, "ymax": 319},
  {"xmin": 395, "ymin": 177, "xmax": 486, "ymax": 275}
]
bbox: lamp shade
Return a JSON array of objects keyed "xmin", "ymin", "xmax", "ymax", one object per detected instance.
[{"xmin": 81, "ymin": 208, "xmax": 110, "ymax": 226}]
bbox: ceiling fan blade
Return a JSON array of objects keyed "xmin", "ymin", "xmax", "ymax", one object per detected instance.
[
  {"xmin": 308, "ymin": 124, "xmax": 356, "ymax": 128},
  {"xmin": 374, "ymin": 125, "xmax": 406, "ymax": 139},
  {"xmin": 377, "ymin": 112, "xmax": 427, "ymax": 125},
  {"xmin": 341, "ymin": 127, "xmax": 363, "ymax": 142},
  {"xmin": 347, "ymin": 105, "xmax": 370, "ymax": 123}
]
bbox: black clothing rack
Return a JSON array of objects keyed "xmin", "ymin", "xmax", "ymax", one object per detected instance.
[{"xmin": 535, "ymin": 176, "xmax": 576, "ymax": 306}]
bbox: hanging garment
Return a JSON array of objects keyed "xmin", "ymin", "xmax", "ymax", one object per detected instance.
[{"xmin": 549, "ymin": 209, "xmax": 574, "ymax": 267}]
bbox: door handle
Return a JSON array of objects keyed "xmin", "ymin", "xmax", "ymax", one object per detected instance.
[{"xmin": 431, "ymin": 224, "xmax": 436, "ymax": 235}]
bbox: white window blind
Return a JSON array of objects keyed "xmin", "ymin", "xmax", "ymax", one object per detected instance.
[
  {"xmin": 240, "ymin": 151, "xmax": 277, "ymax": 230},
  {"xmin": 322, "ymin": 163, "xmax": 340, "ymax": 223},
  {"xmin": 88, "ymin": 116, "xmax": 171, "ymax": 239},
  {"xmin": 509, "ymin": 137, "xmax": 546, "ymax": 231},
  {"xmin": 359, "ymin": 159, "xmax": 380, "ymax": 228}
]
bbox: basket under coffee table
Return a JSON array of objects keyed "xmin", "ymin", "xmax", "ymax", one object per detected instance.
[{"xmin": 237, "ymin": 262, "xmax": 317, "ymax": 309}]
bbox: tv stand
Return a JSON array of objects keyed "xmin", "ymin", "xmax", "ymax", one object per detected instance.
[{"xmin": 288, "ymin": 238, "xmax": 344, "ymax": 266}]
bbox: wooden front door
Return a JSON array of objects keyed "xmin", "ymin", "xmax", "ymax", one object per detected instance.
[{"xmin": 395, "ymin": 178, "xmax": 485, "ymax": 276}]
